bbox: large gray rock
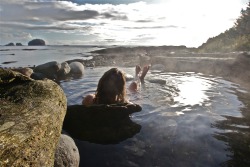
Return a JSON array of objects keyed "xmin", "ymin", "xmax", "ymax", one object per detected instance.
[
  {"xmin": 69, "ymin": 62, "xmax": 84, "ymax": 75},
  {"xmin": 0, "ymin": 69, "xmax": 67, "ymax": 166},
  {"xmin": 58, "ymin": 62, "xmax": 71, "ymax": 77},
  {"xmin": 34, "ymin": 61, "xmax": 61, "ymax": 79},
  {"xmin": 13, "ymin": 67, "xmax": 33, "ymax": 78},
  {"xmin": 54, "ymin": 134, "xmax": 80, "ymax": 167}
]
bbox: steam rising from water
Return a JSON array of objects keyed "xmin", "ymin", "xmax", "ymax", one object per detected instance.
[{"xmin": 61, "ymin": 67, "xmax": 249, "ymax": 167}]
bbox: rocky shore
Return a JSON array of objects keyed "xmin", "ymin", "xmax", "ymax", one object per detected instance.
[
  {"xmin": 84, "ymin": 46, "xmax": 250, "ymax": 90},
  {"xmin": 3, "ymin": 45, "xmax": 250, "ymax": 89}
]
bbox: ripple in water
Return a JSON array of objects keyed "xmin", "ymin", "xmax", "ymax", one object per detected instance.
[{"xmin": 60, "ymin": 67, "xmax": 250, "ymax": 167}]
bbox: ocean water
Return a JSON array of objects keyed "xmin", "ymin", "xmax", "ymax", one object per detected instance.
[
  {"xmin": 0, "ymin": 45, "xmax": 105, "ymax": 68},
  {"xmin": 60, "ymin": 67, "xmax": 250, "ymax": 167},
  {"xmin": 1, "ymin": 46, "xmax": 250, "ymax": 166}
]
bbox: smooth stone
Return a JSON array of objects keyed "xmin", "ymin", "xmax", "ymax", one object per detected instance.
[
  {"xmin": 31, "ymin": 72, "xmax": 47, "ymax": 80},
  {"xmin": 54, "ymin": 134, "xmax": 80, "ymax": 167},
  {"xmin": 34, "ymin": 61, "xmax": 61, "ymax": 79},
  {"xmin": 58, "ymin": 62, "xmax": 71, "ymax": 77},
  {"xmin": 13, "ymin": 67, "xmax": 33, "ymax": 78},
  {"xmin": 69, "ymin": 62, "xmax": 84, "ymax": 75}
]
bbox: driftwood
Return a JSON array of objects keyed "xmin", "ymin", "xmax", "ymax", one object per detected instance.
[{"xmin": 63, "ymin": 103, "xmax": 142, "ymax": 144}]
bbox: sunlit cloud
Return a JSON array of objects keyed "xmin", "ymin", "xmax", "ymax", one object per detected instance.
[{"xmin": 0, "ymin": 0, "xmax": 248, "ymax": 46}]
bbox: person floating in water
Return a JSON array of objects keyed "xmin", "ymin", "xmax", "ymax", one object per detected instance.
[{"xmin": 82, "ymin": 65, "xmax": 150, "ymax": 105}]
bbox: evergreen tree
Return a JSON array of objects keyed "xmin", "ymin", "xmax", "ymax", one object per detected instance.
[{"xmin": 235, "ymin": 2, "xmax": 250, "ymax": 35}]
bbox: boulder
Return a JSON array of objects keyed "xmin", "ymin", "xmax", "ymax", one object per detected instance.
[
  {"xmin": 54, "ymin": 134, "xmax": 80, "ymax": 167},
  {"xmin": 12, "ymin": 67, "xmax": 33, "ymax": 78},
  {"xmin": 28, "ymin": 39, "xmax": 46, "ymax": 46},
  {"xmin": 63, "ymin": 104, "xmax": 142, "ymax": 144},
  {"xmin": 31, "ymin": 72, "xmax": 47, "ymax": 80},
  {"xmin": 0, "ymin": 69, "xmax": 67, "ymax": 166},
  {"xmin": 58, "ymin": 62, "xmax": 71, "ymax": 77},
  {"xmin": 69, "ymin": 62, "xmax": 84, "ymax": 75},
  {"xmin": 34, "ymin": 61, "xmax": 61, "ymax": 79}
]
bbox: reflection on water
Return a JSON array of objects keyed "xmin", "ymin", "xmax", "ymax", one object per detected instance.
[{"xmin": 60, "ymin": 67, "xmax": 250, "ymax": 167}]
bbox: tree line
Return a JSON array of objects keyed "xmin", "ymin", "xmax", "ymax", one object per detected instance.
[{"xmin": 198, "ymin": 2, "xmax": 250, "ymax": 52}]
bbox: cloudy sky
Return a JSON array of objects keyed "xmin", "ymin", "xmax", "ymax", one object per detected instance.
[{"xmin": 0, "ymin": 0, "xmax": 248, "ymax": 47}]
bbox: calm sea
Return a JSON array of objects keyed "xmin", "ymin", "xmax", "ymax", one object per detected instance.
[{"xmin": 0, "ymin": 45, "xmax": 106, "ymax": 68}]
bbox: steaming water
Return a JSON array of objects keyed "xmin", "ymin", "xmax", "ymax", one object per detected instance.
[
  {"xmin": 1, "ymin": 46, "xmax": 250, "ymax": 166},
  {"xmin": 60, "ymin": 67, "xmax": 250, "ymax": 167}
]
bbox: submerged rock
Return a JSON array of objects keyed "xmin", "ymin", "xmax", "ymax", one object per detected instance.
[
  {"xmin": 0, "ymin": 69, "xmax": 67, "ymax": 166},
  {"xmin": 54, "ymin": 134, "xmax": 80, "ymax": 167}
]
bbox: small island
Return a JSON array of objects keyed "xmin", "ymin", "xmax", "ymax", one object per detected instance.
[
  {"xmin": 5, "ymin": 42, "xmax": 15, "ymax": 46},
  {"xmin": 28, "ymin": 39, "xmax": 46, "ymax": 46}
]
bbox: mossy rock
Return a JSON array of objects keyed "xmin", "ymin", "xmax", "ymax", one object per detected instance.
[
  {"xmin": 0, "ymin": 69, "xmax": 67, "ymax": 166},
  {"xmin": 63, "ymin": 104, "xmax": 142, "ymax": 144}
]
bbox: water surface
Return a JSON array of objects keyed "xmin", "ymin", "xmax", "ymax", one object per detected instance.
[
  {"xmin": 60, "ymin": 67, "xmax": 250, "ymax": 167},
  {"xmin": 0, "ymin": 45, "xmax": 103, "ymax": 67}
]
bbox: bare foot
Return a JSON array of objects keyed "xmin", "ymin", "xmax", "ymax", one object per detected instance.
[
  {"xmin": 139, "ymin": 65, "xmax": 150, "ymax": 81},
  {"xmin": 129, "ymin": 81, "xmax": 138, "ymax": 92},
  {"xmin": 135, "ymin": 65, "xmax": 141, "ymax": 77}
]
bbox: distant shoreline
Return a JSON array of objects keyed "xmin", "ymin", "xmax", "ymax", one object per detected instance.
[{"xmin": 1, "ymin": 45, "xmax": 249, "ymax": 90}]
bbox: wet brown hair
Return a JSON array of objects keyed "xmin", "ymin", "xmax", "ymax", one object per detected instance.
[{"xmin": 94, "ymin": 68, "xmax": 127, "ymax": 104}]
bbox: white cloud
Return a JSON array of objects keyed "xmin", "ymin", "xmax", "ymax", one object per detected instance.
[
  {"xmin": 0, "ymin": 30, "xmax": 33, "ymax": 44},
  {"xmin": 0, "ymin": 0, "xmax": 248, "ymax": 46}
]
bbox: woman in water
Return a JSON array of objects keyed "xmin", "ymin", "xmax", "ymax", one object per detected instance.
[{"xmin": 82, "ymin": 65, "xmax": 150, "ymax": 105}]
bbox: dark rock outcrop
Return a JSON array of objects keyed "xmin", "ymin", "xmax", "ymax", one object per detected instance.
[
  {"xmin": 54, "ymin": 134, "xmax": 80, "ymax": 167},
  {"xmin": 63, "ymin": 104, "xmax": 142, "ymax": 144},
  {"xmin": 0, "ymin": 69, "xmax": 67, "ymax": 166},
  {"xmin": 5, "ymin": 43, "xmax": 15, "ymax": 46},
  {"xmin": 16, "ymin": 43, "xmax": 23, "ymax": 46},
  {"xmin": 28, "ymin": 39, "xmax": 46, "ymax": 46}
]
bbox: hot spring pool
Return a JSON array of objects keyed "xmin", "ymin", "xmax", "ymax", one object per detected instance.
[{"xmin": 60, "ymin": 67, "xmax": 250, "ymax": 167}]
